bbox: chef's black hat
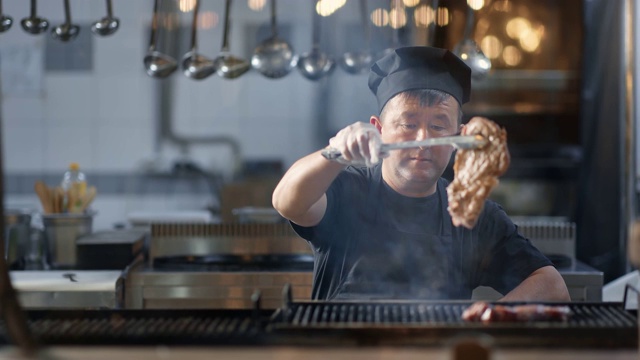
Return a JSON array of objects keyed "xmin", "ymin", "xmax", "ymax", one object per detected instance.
[{"xmin": 368, "ymin": 46, "xmax": 471, "ymax": 114}]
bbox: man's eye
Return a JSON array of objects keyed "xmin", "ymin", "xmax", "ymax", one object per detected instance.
[
  {"xmin": 401, "ymin": 124, "xmax": 417, "ymax": 130},
  {"xmin": 430, "ymin": 125, "xmax": 446, "ymax": 132}
]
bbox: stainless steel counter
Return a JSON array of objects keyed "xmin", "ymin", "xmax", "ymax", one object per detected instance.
[{"xmin": 9, "ymin": 270, "xmax": 123, "ymax": 309}]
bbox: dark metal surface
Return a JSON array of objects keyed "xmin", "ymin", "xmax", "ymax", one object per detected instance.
[
  {"xmin": 0, "ymin": 302, "xmax": 634, "ymax": 348},
  {"xmin": 0, "ymin": 309, "xmax": 270, "ymax": 346},
  {"xmin": 268, "ymin": 299, "xmax": 638, "ymax": 348}
]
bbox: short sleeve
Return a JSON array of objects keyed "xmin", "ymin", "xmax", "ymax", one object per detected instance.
[{"xmin": 475, "ymin": 203, "xmax": 553, "ymax": 295}]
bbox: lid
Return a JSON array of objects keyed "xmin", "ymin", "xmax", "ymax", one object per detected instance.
[{"xmin": 69, "ymin": 162, "xmax": 80, "ymax": 171}]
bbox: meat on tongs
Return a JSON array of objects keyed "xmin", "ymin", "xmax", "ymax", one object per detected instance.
[
  {"xmin": 447, "ymin": 117, "xmax": 510, "ymax": 229},
  {"xmin": 462, "ymin": 301, "xmax": 571, "ymax": 323}
]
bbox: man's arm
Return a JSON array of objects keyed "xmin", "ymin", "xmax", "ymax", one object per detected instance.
[
  {"xmin": 272, "ymin": 150, "xmax": 345, "ymax": 227},
  {"xmin": 272, "ymin": 122, "xmax": 383, "ymax": 227},
  {"xmin": 499, "ymin": 265, "xmax": 571, "ymax": 302}
]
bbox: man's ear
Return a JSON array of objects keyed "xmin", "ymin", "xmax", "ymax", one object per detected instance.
[{"xmin": 371, "ymin": 116, "xmax": 383, "ymax": 133}]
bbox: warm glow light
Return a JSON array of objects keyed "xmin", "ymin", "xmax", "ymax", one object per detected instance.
[
  {"xmin": 198, "ymin": 11, "xmax": 218, "ymax": 29},
  {"xmin": 436, "ymin": 7, "xmax": 449, "ymax": 26},
  {"xmin": 414, "ymin": 5, "xmax": 434, "ymax": 28},
  {"xmin": 493, "ymin": 0, "xmax": 512, "ymax": 12},
  {"xmin": 475, "ymin": 18, "xmax": 491, "ymax": 38},
  {"xmin": 316, "ymin": 0, "xmax": 347, "ymax": 17},
  {"xmin": 506, "ymin": 17, "xmax": 531, "ymax": 40},
  {"xmin": 519, "ymin": 30, "xmax": 541, "ymax": 52},
  {"xmin": 389, "ymin": 8, "xmax": 407, "ymax": 28},
  {"xmin": 480, "ymin": 35, "xmax": 502, "ymax": 59},
  {"xmin": 467, "ymin": 0, "xmax": 485, "ymax": 11},
  {"xmin": 371, "ymin": 8, "xmax": 389, "ymax": 27},
  {"xmin": 502, "ymin": 45, "xmax": 522, "ymax": 66},
  {"xmin": 403, "ymin": 0, "xmax": 420, "ymax": 7},
  {"xmin": 179, "ymin": 0, "xmax": 196, "ymax": 12},
  {"xmin": 248, "ymin": 0, "xmax": 266, "ymax": 11}
]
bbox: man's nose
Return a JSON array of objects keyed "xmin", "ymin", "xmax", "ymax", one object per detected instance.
[
  {"xmin": 415, "ymin": 128, "xmax": 431, "ymax": 141},
  {"xmin": 415, "ymin": 128, "xmax": 431, "ymax": 149}
]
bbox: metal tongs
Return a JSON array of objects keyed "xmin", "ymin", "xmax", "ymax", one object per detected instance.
[{"xmin": 321, "ymin": 134, "xmax": 488, "ymax": 160}]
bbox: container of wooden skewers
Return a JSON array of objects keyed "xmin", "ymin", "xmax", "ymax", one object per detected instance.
[{"xmin": 33, "ymin": 180, "xmax": 97, "ymax": 269}]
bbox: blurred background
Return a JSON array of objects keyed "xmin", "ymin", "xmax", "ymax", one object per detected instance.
[{"xmin": 0, "ymin": 0, "xmax": 634, "ymax": 284}]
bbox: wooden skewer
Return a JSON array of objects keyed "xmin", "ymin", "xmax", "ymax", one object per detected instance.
[{"xmin": 34, "ymin": 181, "xmax": 52, "ymax": 214}]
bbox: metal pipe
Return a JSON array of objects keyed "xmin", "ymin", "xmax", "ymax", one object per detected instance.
[{"xmin": 153, "ymin": 0, "xmax": 242, "ymax": 177}]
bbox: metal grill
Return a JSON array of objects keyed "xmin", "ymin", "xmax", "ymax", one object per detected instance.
[
  {"xmin": 274, "ymin": 302, "xmax": 636, "ymax": 328},
  {"xmin": 269, "ymin": 301, "xmax": 638, "ymax": 348},
  {"xmin": 0, "ymin": 309, "xmax": 269, "ymax": 346}
]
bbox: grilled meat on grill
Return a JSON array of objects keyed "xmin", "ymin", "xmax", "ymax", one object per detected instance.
[
  {"xmin": 447, "ymin": 117, "xmax": 510, "ymax": 229},
  {"xmin": 462, "ymin": 301, "xmax": 571, "ymax": 323}
]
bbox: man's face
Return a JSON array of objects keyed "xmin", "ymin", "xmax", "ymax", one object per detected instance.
[{"xmin": 372, "ymin": 94, "xmax": 460, "ymax": 195}]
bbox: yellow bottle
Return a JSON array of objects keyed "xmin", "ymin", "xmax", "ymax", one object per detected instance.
[{"xmin": 61, "ymin": 162, "xmax": 87, "ymax": 213}]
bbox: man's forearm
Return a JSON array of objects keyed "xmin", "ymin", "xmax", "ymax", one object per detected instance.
[
  {"xmin": 272, "ymin": 150, "xmax": 345, "ymax": 225},
  {"xmin": 500, "ymin": 266, "xmax": 571, "ymax": 302}
]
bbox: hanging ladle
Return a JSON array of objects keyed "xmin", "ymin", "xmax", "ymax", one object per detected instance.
[
  {"xmin": 297, "ymin": 0, "xmax": 335, "ymax": 80},
  {"xmin": 339, "ymin": 0, "xmax": 372, "ymax": 74},
  {"xmin": 20, "ymin": 0, "xmax": 48, "ymax": 35},
  {"xmin": 51, "ymin": 0, "xmax": 79, "ymax": 42},
  {"xmin": 91, "ymin": 0, "xmax": 119, "ymax": 36},
  {"xmin": 213, "ymin": 0, "xmax": 250, "ymax": 79},
  {"xmin": 251, "ymin": 0, "xmax": 297, "ymax": 79},
  {"xmin": 182, "ymin": 0, "xmax": 215, "ymax": 80},
  {"xmin": 453, "ymin": 4, "xmax": 491, "ymax": 79},
  {"xmin": 144, "ymin": 0, "xmax": 177, "ymax": 78},
  {"xmin": 0, "ymin": 0, "xmax": 13, "ymax": 33}
]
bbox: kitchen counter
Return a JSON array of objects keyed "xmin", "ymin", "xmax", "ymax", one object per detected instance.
[
  {"xmin": 0, "ymin": 346, "xmax": 637, "ymax": 360},
  {"xmin": 9, "ymin": 270, "xmax": 123, "ymax": 309}
]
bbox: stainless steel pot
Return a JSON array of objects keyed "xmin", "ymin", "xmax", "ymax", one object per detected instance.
[{"xmin": 42, "ymin": 212, "xmax": 93, "ymax": 269}]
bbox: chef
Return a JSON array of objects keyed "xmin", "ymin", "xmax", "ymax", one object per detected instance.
[{"xmin": 272, "ymin": 46, "xmax": 570, "ymax": 302}]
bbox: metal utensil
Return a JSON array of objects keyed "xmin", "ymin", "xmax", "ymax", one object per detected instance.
[
  {"xmin": 297, "ymin": 0, "xmax": 334, "ymax": 80},
  {"xmin": 213, "ymin": 0, "xmax": 250, "ymax": 79},
  {"xmin": 91, "ymin": 0, "xmax": 119, "ymax": 36},
  {"xmin": 182, "ymin": 0, "xmax": 215, "ymax": 80},
  {"xmin": 0, "ymin": 0, "xmax": 13, "ymax": 33},
  {"xmin": 144, "ymin": 0, "xmax": 177, "ymax": 78},
  {"xmin": 51, "ymin": 0, "xmax": 79, "ymax": 42},
  {"xmin": 340, "ymin": 0, "xmax": 372, "ymax": 74},
  {"xmin": 251, "ymin": 0, "xmax": 297, "ymax": 79},
  {"xmin": 453, "ymin": 4, "xmax": 491, "ymax": 79},
  {"xmin": 20, "ymin": 0, "xmax": 48, "ymax": 35},
  {"xmin": 321, "ymin": 135, "xmax": 487, "ymax": 161}
]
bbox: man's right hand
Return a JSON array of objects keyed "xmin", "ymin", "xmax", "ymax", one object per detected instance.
[{"xmin": 328, "ymin": 122, "xmax": 383, "ymax": 167}]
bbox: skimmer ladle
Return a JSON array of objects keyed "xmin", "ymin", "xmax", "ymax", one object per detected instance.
[
  {"xmin": 339, "ymin": 0, "xmax": 372, "ymax": 74},
  {"xmin": 0, "ymin": 0, "xmax": 13, "ymax": 33},
  {"xmin": 20, "ymin": 0, "xmax": 48, "ymax": 35},
  {"xmin": 213, "ymin": 0, "xmax": 250, "ymax": 79},
  {"xmin": 182, "ymin": 0, "xmax": 216, "ymax": 80},
  {"xmin": 144, "ymin": 0, "xmax": 177, "ymax": 78},
  {"xmin": 453, "ymin": 4, "xmax": 491, "ymax": 79},
  {"xmin": 297, "ymin": 0, "xmax": 335, "ymax": 80},
  {"xmin": 251, "ymin": 0, "xmax": 297, "ymax": 79},
  {"xmin": 51, "ymin": 0, "xmax": 79, "ymax": 42},
  {"xmin": 91, "ymin": 0, "xmax": 119, "ymax": 36}
]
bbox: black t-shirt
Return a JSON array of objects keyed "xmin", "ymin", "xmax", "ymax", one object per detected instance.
[{"xmin": 292, "ymin": 164, "xmax": 553, "ymax": 300}]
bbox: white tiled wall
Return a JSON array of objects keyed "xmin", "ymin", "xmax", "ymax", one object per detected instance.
[{"xmin": 0, "ymin": 0, "xmax": 378, "ymax": 230}]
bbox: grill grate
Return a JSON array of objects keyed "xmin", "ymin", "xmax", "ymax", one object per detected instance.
[
  {"xmin": 0, "ymin": 309, "xmax": 269, "ymax": 346},
  {"xmin": 268, "ymin": 301, "xmax": 638, "ymax": 348},
  {"xmin": 275, "ymin": 302, "xmax": 637, "ymax": 328}
]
